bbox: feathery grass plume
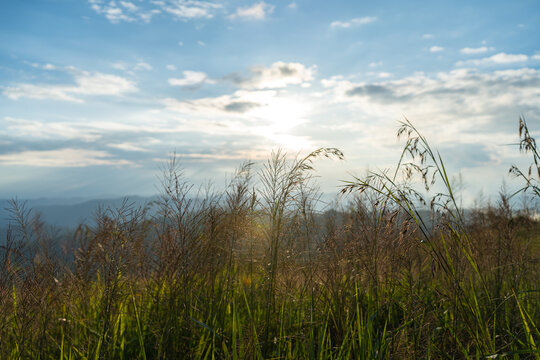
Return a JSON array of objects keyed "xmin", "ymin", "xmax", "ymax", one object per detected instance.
[
  {"xmin": 258, "ymin": 147, "xmax": 343, "ymax": 355},
  {"xmin": 509, "ymin": 116, "xmax": 540, "ymax": 198},
  {"xmin": 341, "ymin": 118, "xmax": 511, "ymax": 355}
]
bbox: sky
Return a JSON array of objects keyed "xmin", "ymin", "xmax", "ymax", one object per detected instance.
[{"xmin": 0, "ymin": 0, "xmax": 539, "ymax": 204}]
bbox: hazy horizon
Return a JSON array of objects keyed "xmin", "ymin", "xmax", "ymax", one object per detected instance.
[{"xmin": 1, "ymin": 0, "xmax": 539, "ymax": 205}]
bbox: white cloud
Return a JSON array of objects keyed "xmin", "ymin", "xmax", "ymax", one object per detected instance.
[
  {"xmin": 1, "ymin": 114, "xmax": 177, "ymax": 145},
  {"xmin": 178, "ymin": 41, "xmax": 184, "ymax": 46},
  {"xmin": 0, "ymin": 148, "xmax": 133, "ymax": 167},
  {"xmin": 313, "ymin": 66, "xmax": 540, "ymax": 187},
  {"xmin": 112, "ymin": 62, "xmax": 127, "ymax": 70},
  {"xmin": 162, "ymin": 88, "xmax": 313, "ymax": 150},
  {"xmin": 111, "ymin": 61, "xmax": 152, "ymax": 72},
  {"xmin": 490, "ymin": 53, "xmax": 529, "ymax": 63},
  {"xmin": 229, "ymin": 61, "xmax": 316, "ymax": 89},
  {"xmin": 456, "ymin": 52, "xmax": 528, "ymax": 67},
  {"xmin": 139, "ymin": 8, "xmax": 162, "ymax": 22},
  {"xmin": 288, "ymin": 2, "xmax": 297, "ymax": 9},
  {"xmin": 168, "ymin": 70, "xmax": 216, "ymax": 87},
  {"xmin": 108, "ymin": 142, "xmax": 150, "ymax": 152},
  {"xmin": 27, "ymin": 62, "xmax": 57, "ymax": 70},
  {"xmin": 229, "ymin": 1, "xmax": 275, "ymax": 20},
  {"xmin": 3, "ymin": 117, "xmax": 101, "ymax": 141},
  {"xmin": 120, "ymin": 1, "xmax": 138, "ymax": 12},
  {"xmin": 531, "ymin": 54, "xmax": 540, "ymax": 60},
  {"xmin": 422, "ymin": 34, "xmax": 434, "ymax": 39},
  {"xmin": 166, "ymin": 64, "xmax": 177, "ymax": 71},
  {"xmin": 321, "ymin": 67, "xmax": 540, "ymax": 132},
  {"xmin": 133, "ymin": 62, "xmax": 153, "ymax": 71},
  {"xmin": 88, "ymin": 0, "xmax": 219, "ymax": 23},
  {"xmin": 429, "ymin": 46, "xmax": 444, "ymax": 53},
  {"xmin": 71, "ymin": 72, "xmax": 137, "ymax": 95},
  {"xmin": 330, "ymin": 16, "xmax": 377, "ymax": 29},
  {"xmin": 3, "ymin": 84, "xmax": 83, "ymax": 102},
  {"xmin": 163, "ymin": 90, "xmax": 269, "ymax": 116},
  {"xmin": 179, "ymin": 151, "xmax": 270, "ymax": 161},
  {"xmin": 366, "ymin": 71, "xmax": 392, "ymax": 78},
  {"xmin": 460, "ymin": 46, "xmax": 494, "ymax": 55},
  {"xmin": 159, "ymin": 0, "xmax": 222, "ymax": 20},
  {"xmin": 90, "ymin": 1, "xmax": 136, "ymax": 23},
  {"xmin": 3, "ymin": 69, "xmax": 137, "ymax": 102},
  {"xmin": 43, "ymin": 64, "xmax": 57, "ymax": 70}
]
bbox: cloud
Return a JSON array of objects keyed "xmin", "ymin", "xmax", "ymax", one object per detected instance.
[
  {"xmin": 422, "ymin": 34, "xmax": 434, "ymax": 39},
  {"xmin": 112, "ymin": 61, "xmax": 152, "ymax": 72},
  {"xmin": 322, "ymin": 67, "xmax": 540, "ymax": 134},
  {"xmin": 159, "ymin": 0, "xmax": 222, "ymax": 20},
  {"xmin": 223, "ymin": 101, "xmax": 261, "ymax": 113},
  {"xmin": 229, "ymin": 2, "xmax": 275, "ymax": 20},
  {"xmin": 6, "ymin": 55, "xmax": 540, "ymax": 198},
  {"xmin": 119, "ymin": 1, "xmax": 138, "ymax": 12},
  {"xmin": 161, "ymin": 63, "xmax": 316, "ymax": 150},
  {"xmin": 88, "ymin": 0, "xmax": 221, "ymax": 23},
  {"xmin": 313, "ymin": 67, "xmax": 540, "ymax": 188},
  {"xmin": 0, "ymin": 148, "xmax": 133, "ymax": 167},
  {"xmin": 330, "ymin": 16, "xmax": 377, "ymax": 29},
  {"xmin": 460, "ymin": 46, "xmax": 494, "ymax": 55},
  {"xmin": 3, "ymin": 84, "xmax": 83, "ymax": 102},
  {"xmin": 108, "ymin": 142, "xmax": 150, "ymax": 152},
  {"xmin": 366, "ymin": 72, "xmax": 392, "ymax": 79},
  {"xmin": 25, "ymin": 62, "xmax": 58, "ymax": 70},
  {"xmin": 133, "ymin": 62, "xmax": 153, "ymax": 71},
  {"xmin": 166, "ymin": 64, "xmax": 177, "ymax": 70},
  {"xmin": 163, "ymin": 90, "xmax": 268, "ymax": 115},
  {"xmin": 112, "ymin": 62, "xmax": 127, "ymax": 70},
  {"xmin": 456, "ymin": 52, "xmax": 528, "ymax": 67},
  {"xmin": 178, "ymin": 150, "xmax": 270, "ymax": 161},
  {"xmin": 3, "ymin": 69, "xmax": 137, "ymax": 102},
  {"xmin": 71, "ymin": 72, "xmax": 136, "ymax": 95},
  {"xmin": 89, "ymin": 0, "xmax": 137, "ymax": 23},
  {"xmin": 345, "ymin": 83, "xmax": 397, "ymax": 98},
  {"xmin": 336, "ymin": 67, "xmax": 540, "ymax": 102},
  {"xmin": 533, "ymin": 54, "xmax": 540, "ymax": 60},
  {"xmin": 1, "ymin": 114, "xmax": 179, "ymax": 147},
  {"xmin": 168, "ymin": 70, "xmax": 216, "ymax": 87},
  {"xmin": 429, "ymin": 46, "xmax": 444, "ymax": 53},
  {"xmin": 162, "ymin": 88, "xmax": 313, "ymax": 151},
  {"xmin": 3, "ymin": 117, "xmax": 101, "ymax": 141},
  {"xmin": 226, "ymin": 61, "xmax": 315, "ymax": 89}
]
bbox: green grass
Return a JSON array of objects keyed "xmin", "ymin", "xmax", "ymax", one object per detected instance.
[{"xmin": 0, "ymin": 118, "xmax": 538, "ymax": 359}]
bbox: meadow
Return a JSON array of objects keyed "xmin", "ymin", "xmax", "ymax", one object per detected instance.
[{"xmin": 0, "ymin": 118, "xmax": 539, "ymax": 359}]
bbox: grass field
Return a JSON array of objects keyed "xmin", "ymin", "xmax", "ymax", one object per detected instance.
[{"xmin": 1, "ymin": 119, "xmax": 539, "ymax": 359}]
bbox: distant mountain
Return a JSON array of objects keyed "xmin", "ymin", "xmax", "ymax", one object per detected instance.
[{"xmin": 0, "ymin": 196, "xmax": 157, "ymax": 229}]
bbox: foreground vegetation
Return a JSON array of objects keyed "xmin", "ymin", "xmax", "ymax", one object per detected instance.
[{"xmin": 1, "ymin": 119, "xmax": 539, "ymax": 359}]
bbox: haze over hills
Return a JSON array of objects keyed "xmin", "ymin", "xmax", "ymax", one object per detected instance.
[
  {"xmin": 1, "ymin": 191, "xmax": 538, "ymax": 230},
  {"xmin": 0, "ymin": 196, "xmax": 156, "ymax": 229}
]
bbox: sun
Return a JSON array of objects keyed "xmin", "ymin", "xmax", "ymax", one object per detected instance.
[{"xmin": 249, "ymin": 93, "xmax": 313, "ymax": 151}]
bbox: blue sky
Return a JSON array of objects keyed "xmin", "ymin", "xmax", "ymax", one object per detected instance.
[{"xmin": 1, "ymin": 0, "xmax": 539, "ymax": 203}]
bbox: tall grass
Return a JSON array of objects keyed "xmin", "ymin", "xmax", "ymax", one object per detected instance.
[{"xmin": 0, "ymin": 119, "xmax": 538, "ymax": 359}]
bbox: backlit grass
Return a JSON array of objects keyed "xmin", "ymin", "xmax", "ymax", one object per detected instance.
[{"xmin": 0, "ymin": 118, "xmax": 538, "ymax": 359}]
